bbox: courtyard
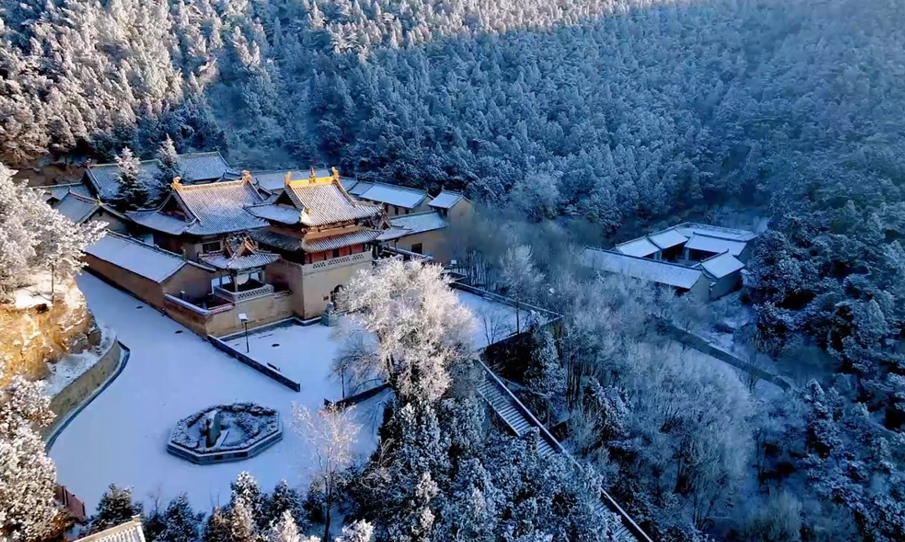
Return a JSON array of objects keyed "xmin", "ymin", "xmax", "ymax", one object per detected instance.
[{"xmin": 49, "ymin": 274, "xmax": 530, "ymax": 512}]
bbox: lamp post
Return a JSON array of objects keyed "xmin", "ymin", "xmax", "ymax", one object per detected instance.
[{"xmin": 239, "ymin": 313, "xmax": 249, "ymax": 353}]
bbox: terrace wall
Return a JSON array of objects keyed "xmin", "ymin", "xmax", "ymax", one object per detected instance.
[{"xmin": 163, "ymin": 292, "xmax": 293, "ymax": 336}]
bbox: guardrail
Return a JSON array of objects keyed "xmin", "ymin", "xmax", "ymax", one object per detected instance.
[
  {"xmin": 214, "ymin": 283, "xmax": 274, "ymax": 303},
  {"xmin": 302, "ymin": 252, "xmax": 371, "ymax": 275},
  {"xmin": 479, "ymin": 360, "xmax": 654, "ymax": 542}
]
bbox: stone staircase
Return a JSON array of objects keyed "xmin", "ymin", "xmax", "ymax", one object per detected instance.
[{"xmin": 476, "ymin": 364, "xmax": 647, "ymax": 542}]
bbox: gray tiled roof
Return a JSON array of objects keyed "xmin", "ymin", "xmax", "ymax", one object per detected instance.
[
  {"xmin": 76, "ymin": 516, "xmax": 146, "ymax": 542},
  {"xmin": 176, "ymin": 152, "xmax": 235, "ymax": 182},
  {"xmin": 359, "ymin": 183, "xmax": 428, "ymax": 209},
  {"xmin": 428, "ymin": 191, "xmax": 464, "ymax": 209},
  {"xmin": 129, "ymin": 180, "xmax": 268, "ymax": 236},
  {"xmin": 251, "ymin": 170, "xmax": 294, "ymax": 193},
  {"xmin": 675, "ymin": 223, "xmax": 757, "ymax": 242},
  {"xmin": 250, "ymin": 228, "xmax": 380, "ymax": 253},
  {"xmin": 388, "ymin": 211, "xmax": 448, "ymax": 236},
  {"xmin": 176, "ymin": 181, "xmax": 268, "ymax": 235},
  {"xmin": 301, "ymin": 229, "xmax": 381, "ymax": 252},
  {"xmin": 85, "ymin": 160, "xmax": 162, "ymax": 200},
  {"xmin": 648, "ymin": 229, "xmax": 688, "ymax": 250},
  {"xmin": 200, "ymin": 251, "xmax": 280, "ymax": 270},
  {"xmin": 684, "ymin": 234, "xmax": 748, "ymax": 257},
  {"xmin": 54, "ymin": 193, "xmax": 100, "ymax": 223},
  {"xmin": 581, "ymin": 248, "xmax": 705, "ymax": 290},
  {"xmin": 284, "ymin": 180, "xmax": 381, "ymax": 227},
  {"xmin": 85, "ymin": 233, "xmax": 192, "ymax": 283},
  {"xmin": 343, "ymin": 180, "xmax": 373, "ymax": 196},
  {"xmin": 615, "ymin": 237, "xmax": 659, "ymax": 258},
  {"xmin": 246, "ymin": 203, "xmax": 301, "ymax": 225},
  {"xmin": 699, "ymin": 252, "xmax": 745, "ymax": 279},
  {"xmin": 85, "ymin": 152, "xmax": 233, "ymax": 200}
]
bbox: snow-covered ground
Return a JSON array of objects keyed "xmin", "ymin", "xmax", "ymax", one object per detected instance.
[
  {"xmin": 50, "ymin": 276, "xmax": 526, "ymax": 512},
  {"xmin": 43, "ymin": 323, "xmax": 114, "ymax": 397},
  {"xmin": 50, "ymin": 274, "xmax": 387, "ymax": 512}
]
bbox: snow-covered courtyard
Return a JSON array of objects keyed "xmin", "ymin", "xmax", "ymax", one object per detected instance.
[
  {"xmin": 50, "ymin": 274, "xmax": 387, "ymax": 512},
  {"xmin": 49, "ymin": 275, "xmax": 531, "ymax": 512}
]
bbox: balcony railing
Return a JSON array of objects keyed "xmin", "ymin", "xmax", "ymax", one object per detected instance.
[
  {"xmin": 302, "ymin": 252, "xmax": 371, "ymax": 275},
  {"xmin": 213, "ymin": 283, "xmax": 274, "ymax": 304}
]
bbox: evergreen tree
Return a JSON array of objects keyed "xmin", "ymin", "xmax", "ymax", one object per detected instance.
[
  {"xmin": 156, "ymin": 135, "xmax": 182, "ymax": 184},
  {"xmin": 154, "ymin": 493, "xmax": 204, "ymax": 542},
  {"xmin": 230, "ymin": 472, "xmax": 264, "ymax": 529},
  {"xmin": 263, "ymin": 480, "xmax": 307, "ymax": 532},
  {"xmin": 88, "ymin": 485, "xmax": 143, "ymax": 534},
  {"xmin": 115, "ymin": 147, "xmax": 150, "ymax": 210},
  {"xmin": 268, "ymin": 510, "xmax": 299, "ymax": 542},
  {"xmin": 0, "ymin": 374, "xmax": 58, "ymax": 541},
  {"xmin": 203, "ymin": 507, "xmax": 232, "ymax": 542}
]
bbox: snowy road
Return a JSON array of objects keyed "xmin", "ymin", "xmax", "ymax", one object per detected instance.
[{"xmin": 49, "ymin": 274, "xmax": 384, "ymax": 512}]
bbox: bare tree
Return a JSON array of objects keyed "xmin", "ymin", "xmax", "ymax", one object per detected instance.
[{"xmin": 291, "ymin": 404, "xmax": 361, "ymax": 542}]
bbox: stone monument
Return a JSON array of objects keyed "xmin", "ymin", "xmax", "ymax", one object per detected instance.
[{"xmin": 201, "ymin": 409, "xmax": 221, "ymax": 447}]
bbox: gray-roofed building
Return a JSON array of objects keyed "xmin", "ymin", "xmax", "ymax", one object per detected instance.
[
  {"xmin": 342, "ymin": 179, "xmax": 374, "ymax": 196},
  {"xmin": 580, "ymin": 248, "xmax": 711, "ymax": 301},
  {"xmin": 128, "ymin": 178, "xmax": 268, "ymax": 237},
  {"xmin": 615, "ymin": 237, "xmax": 660, "ymax": 258},
  {"xmin": 83, "ymin": 151, "xmax": 234, "ymax": 201},
  {"xmin": 648, "ymin": 229, "xmax": 688, "ymax": 250},
  {"xmin": 55, "ymin": 192, "xmax": 101, "ymax": 223},
  {"xmin": 378, "ymin": 210, "xmax": 454, "ymax": 261},
  {"xmin": 699, "ymin": 252, "xmax": 745, "ymax": 299},
  {"xmin": 428, "ymin": 191, "xmax": 464, "ymax": 210},
  {"xmin": 675, "ymin": 222, "xmax": 758, "ymax": 243},
  {"xmin": 75, "ymin": 516, "xmax": 146, "ymax": 542},
  {"xmin": 357, "ymin": 182, "xmax": 430, "ymax": 215},
  {"xmin": 198, "ymin": 236, "xmax": 280, "ymax": 271},
  {"xmin": 684, "ymin": 234, "xmax": 750, "ymax": 261}
]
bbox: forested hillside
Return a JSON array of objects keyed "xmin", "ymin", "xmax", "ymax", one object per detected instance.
[{"xmin": 3, "ymin": 0, "xmax": 905, "ymax": 541}]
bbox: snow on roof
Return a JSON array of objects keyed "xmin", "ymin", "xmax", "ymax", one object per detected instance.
[
  {"xmin": 581, "ymin": 248, "xmax": 705, "ymax": 290},
  {"xmin": 344, "ymin": 180, "xmax": 373, "ymax": 196},
  {"xmin": 75, "ymin": 516, "xmax": 146, "ymax": 542},
  {"xmin": 85, "ymin": 160, "xmax": 161, "ymax": 200},
  {"xmin": 359, "ymin": 183, "xmax": 428, "ymax": 209},
  {"xmin": 176, "ymin": 152, "xmax": 235, "ymax": 182},
  {"xmin": 301, "ymin": 229, "xmax": 381, "ymax": 253},
  {"xmin": 85, "ymin": 233, "xmax": 195, "ymax": 283},
  {"xmin": 389, "ymin": 211, "xmax": 449, "ymax": 235},
  {"xmin": 175, "ymin": 181, "xmax": 268, "ymax": 235},
  {"xmin": 648, "ymin": 229, "xmax": 688, "ymax": 250},
  {"xmin": 199, "ymin": 251, "xmax": 280, "ymax": 271},
  {"xmin": 251, "ymin": 170, "xmax": 291, "ymax": 192},
  {"xmin": 55, "ymin": 193, "xmax": 100, "ymax": 223},
  {"xmin": 85, "ymin": 152, "xmax": 234, "ymax": 200},
  {"xmin": 675, "ymin": 222, "xmax": 757, "ymax": 242},
  {"xmin": 428, "ymin": 191, "xmax": 464, "ymax": 209},
  {"xmin": 246, "ymin": 203, "xmax": 301, "ymax": 225},
  {"xmin": 615, "ymin": 237, "xmax": 659, "ymax": 258},
  {"xmin": 377, "ymin": 227, "xmax": 413, "ymax": 241},
  {"xmin": 250, "ymin": 228, "xmax": 380, "ymax": 253},
  {"xmin": 699, "ymin": 252, "xmax": 745, "ymax": 279},
  {"xmin": 685, "ymin": 234, "xmax": 748, "ymax": 256},
  {"xmin": 284, "ymin": 180, "xmax": 381, "ymax": 227}
]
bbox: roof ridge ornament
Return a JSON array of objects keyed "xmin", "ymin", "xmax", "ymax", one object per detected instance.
[
  {"xmin": 285, "ymin": 171, "xmax": 292, "ymax": 186},
  {"xmin": 310, "ymin": 166, "xmax": 316, "ymax": 182},
  {"xmin": 332, "ymin": 166, "xmax": 340, "ymax": 182},
  {"xmin": 171, "ymin": 176, "xmax": 182, "ymax": 188}
]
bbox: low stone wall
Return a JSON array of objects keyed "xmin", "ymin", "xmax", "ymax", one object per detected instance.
[
  {"xmin": 656, "ymin": 317, "xmax": 794, "ymax": 391},
  {"xmin": 324, "ymin": 383, "xmax": 391, "ymax": 409},
  {"xmin": 44, "ymin": 338, "xmax": 122, "ymax": 438},
  {"xmin": 209, "ymin": 323, "xmax": 302, "ymax": 392},
  {"xmin": 163, "ymin": 292, "xmax": 294, "ymax": 337}
]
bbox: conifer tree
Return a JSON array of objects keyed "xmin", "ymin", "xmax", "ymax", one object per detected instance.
[
  {"xmin": 87, "ymin": 485, "xmax": 143, "ymax": 534},
  {"xmin": 115, "ymin": 147, "xmax": 150, "ymax": 209}
]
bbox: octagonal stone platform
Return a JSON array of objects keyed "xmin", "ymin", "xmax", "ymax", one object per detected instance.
[{"xmin": 167, "ymin": 403, "xmax": 282, "ymax": 464}]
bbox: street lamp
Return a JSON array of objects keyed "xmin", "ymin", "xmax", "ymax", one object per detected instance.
[{"xmin": 239, "ymin": 313, "xmax": 249, "ymax": 353}]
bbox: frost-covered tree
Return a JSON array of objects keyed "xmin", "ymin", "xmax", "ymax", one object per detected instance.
[
  {"xmin": 229, "ymin": 498, "xmax": 260, "ymax": 542},
  {"xmin": 203, "ymin": 507, "xmax": 232, "ymax": 542},
  {"xmin": 268, "ymin": 510, "xmax": 299, "ymax": 542},
  {"xmin": 87, "ymin": 484, "xmax": 143, "ymax": 534},
  {"xmin": 230, "ymin": 472, "xmax": 265, "ymax": 529},
  {"xmin": 153, "ymin": 493, "xmax": 204, "ymax": 542},
  {"xmin": 291, "ymin": 404, "xmax": 361, "ymax": 541},
  {"xmin": 0, "ymin": 163, "xmax": 104, "ymax": 296},
  {"xmin": 263, "ymin": 480, "xmax": 307, "ymax": 533},
  {"xmin": 0, "ymin": 373, "xmax": 58, "ymax": 541},
  {"xmin": 115, "ymin": 147, "xmax": 150, "ymax": 209},
  {"xmin": 339, "ymin": 260, "xmax": 475, "ymax": 403},
  {"xmin": 156, "ymin": 135, "xmax": 182, "ymax": 184},
  {"xmin": 499, "ymin": 245, "xmax": 542, "ymax": 334},
  {"xmin": 334, "ymin": 520, "xmax": 374, "ymax": 542}
]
